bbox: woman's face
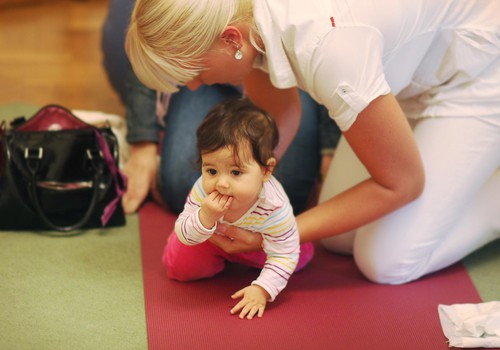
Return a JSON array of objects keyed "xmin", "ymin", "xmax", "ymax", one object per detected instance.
[{"xmin": 186, "ymin": 38, "xmax": 256, "ymax": 91}]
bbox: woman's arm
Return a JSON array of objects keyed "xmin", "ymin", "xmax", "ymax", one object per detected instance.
[
  {"xmin": 244, "ymin": 69, "xmax": 301, "ymax": 159},
  {"xmin": 121, "ymin": 70, "xmax": 164, "ymax": 214},
  {"xmin": 122, "ymin": 142, "xmax": 161, "ymax": 214},
  {"xmin": 297, "ymin": 92, "xmax": 425, "ymax": 241}
]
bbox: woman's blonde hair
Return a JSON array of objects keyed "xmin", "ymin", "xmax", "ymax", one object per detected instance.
[{"xmin": 126, "ymin": 0, "xmax": 253, "ymax": 93}]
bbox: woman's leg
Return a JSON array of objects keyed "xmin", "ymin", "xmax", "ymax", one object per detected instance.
[
  {"xmin": 356, "ymin": 116, "xmax": 500, "ymax": 284},
  {"xmin": 321, "ymin": 116, "xmax": 500, "ymax": 284}
]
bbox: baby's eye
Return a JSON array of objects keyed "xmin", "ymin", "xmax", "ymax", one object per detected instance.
[
  {"xmin": 231, "ymin": 170, "xmax": 241, "ymax": 176},
  {"xmin": 206, "ymin": 168, "xmax": 217, "ymax": 176}
]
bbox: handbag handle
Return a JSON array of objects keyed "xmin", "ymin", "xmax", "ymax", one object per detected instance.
[{"xmin": 24, "ymin": 147, "xmax": 104, "ymax": 233}]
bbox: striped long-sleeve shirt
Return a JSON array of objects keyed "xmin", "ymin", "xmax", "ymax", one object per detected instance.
[{"xmin": 175, "ymin": 175, "xmax": 300, "ymax": 301}]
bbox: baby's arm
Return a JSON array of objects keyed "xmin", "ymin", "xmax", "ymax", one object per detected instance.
[
  {"xmin": 252, "ymin": 205, "xmax": 300, "ymax": 301},
  {"xmin": 252, "ymin": 245, "xmax": 300, "ymax": 301},
  {"xmin": 229, "ymin": 231, "xmax": 299, "ymax": 319},
  {"xmin": 229, "ymin": 204, "xmax": 300, "ymax": 319},
  {"xmin": 230, "ymin": 285, "xmax": 270, "ymax": 320},
  {"xmin": 198, "ymin": 191, "xmax": 232, "ymax": 229},
  {"xmin": 175, "ymin": 180, "xmax": 225, "ymax": 245}
]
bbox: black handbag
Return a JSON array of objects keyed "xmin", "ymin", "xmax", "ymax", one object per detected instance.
[{"xmin": 0, "ymin": 105, "xmax": 127, "ymax": 234}]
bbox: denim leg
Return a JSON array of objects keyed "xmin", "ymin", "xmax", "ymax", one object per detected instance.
[
  {"xmin": 319, "ymin": 106, "xmax": 341, "ymax": 155},
  {"xmin": 159, "ymin": 85, "xmax": 241, "ymax": 213},
  {"xmin": 275, "ymin": 90, "xmax": 323, "ymax": 214}
]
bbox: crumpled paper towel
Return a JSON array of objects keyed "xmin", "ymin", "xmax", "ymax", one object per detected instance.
[
  {"xmin": 438, "ymin": 301, "xmax": 500, "ymax": 348},
  {"xmin": 73, "ymin": 110, "xmax": 129, "ymax": 169}
]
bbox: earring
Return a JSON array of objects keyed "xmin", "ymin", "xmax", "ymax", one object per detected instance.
[
  {"xmin": 227, "ymin": 38, "xmax": 243, "ymax": 60},
  {"xmin": 234, "ymin": 49, "xmax": 243, "ymax": 60}
]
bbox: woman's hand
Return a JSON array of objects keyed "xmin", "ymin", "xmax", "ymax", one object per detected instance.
[
  {"xmin": 209, "ymin": 224, "xmax": 263, "ymax": 254},
  {"xmin": 122, "ymin": 142, "xmax": 161, "ymax": 214},
  {"xmin": 230, "ymin": 285, "xmax": 269, "ymax": 320}
]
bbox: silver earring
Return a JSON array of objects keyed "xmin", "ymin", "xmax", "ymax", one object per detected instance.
[{"xmin": 234, "ymin": 49, "xmax": 243, "ymax": 60}]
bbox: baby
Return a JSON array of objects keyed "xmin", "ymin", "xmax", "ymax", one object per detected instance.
[{"xmin": 162, "ymin": 98, "xmax": 314, "ymax": 319}]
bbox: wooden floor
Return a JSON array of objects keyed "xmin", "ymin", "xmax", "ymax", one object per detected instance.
[{"xmin": 0, "ymin": 0, "xmax": 124, "ymax": 116}]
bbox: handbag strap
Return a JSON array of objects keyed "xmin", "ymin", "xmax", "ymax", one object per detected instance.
[
  {"xmin": 24, "ymin": 147, "xmax": 104, "ymax": 233},
  {"xmin": 94, "ymin": 130, "xmax": 127, "ymax": 226}
]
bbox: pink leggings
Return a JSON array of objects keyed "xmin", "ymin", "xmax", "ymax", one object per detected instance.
[{"xmin": 162, "ymin": 232, "xmax": 315, "ymax": 282}]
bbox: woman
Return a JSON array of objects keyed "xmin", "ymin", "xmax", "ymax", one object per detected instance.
[{"xmin": 125, "ymin": 0, "xmax": 500, "ymax": 284}]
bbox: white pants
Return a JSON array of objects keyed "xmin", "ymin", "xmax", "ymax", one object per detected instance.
[{"xmin": 320, "ymin": 116, "xmax": 500, "ymax": 284}]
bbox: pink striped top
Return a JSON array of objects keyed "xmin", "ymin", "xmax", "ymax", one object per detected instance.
[{"xmin": 175, "ymin": 175, "xmax": 300, "ymax": 301}]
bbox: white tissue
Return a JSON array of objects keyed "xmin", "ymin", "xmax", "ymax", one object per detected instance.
[{"xmin": 438, "ymin": 301, "xmax": 500, "ymax": 348}]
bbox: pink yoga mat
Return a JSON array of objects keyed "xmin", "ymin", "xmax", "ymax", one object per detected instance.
[{"xmin": 139, "ymin": 202, "xmax": 483, "ymax": 350}]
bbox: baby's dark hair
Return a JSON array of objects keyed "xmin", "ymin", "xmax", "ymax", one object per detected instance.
[{"xmin": 196, "ymin": 98, "xmax": 279, "ymax": 167}]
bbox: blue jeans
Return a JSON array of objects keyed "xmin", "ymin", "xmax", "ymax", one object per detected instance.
[{"xmin": 159, "ymin": 85, "xmax": 322, "ymax": 214}]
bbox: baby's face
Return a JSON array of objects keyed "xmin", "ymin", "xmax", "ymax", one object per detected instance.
[{"xmin": 201, "ymin": 145, "xmax": 267, "ymax": 212}]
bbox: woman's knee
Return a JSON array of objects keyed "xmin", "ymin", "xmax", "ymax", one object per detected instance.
[
  {"xmin": 321, "ymin": 231, "xmax": 355, "ymax": 255},
  {"xmin": 353, "ymin": 243, "xmax": 424, "ymax": 285}
]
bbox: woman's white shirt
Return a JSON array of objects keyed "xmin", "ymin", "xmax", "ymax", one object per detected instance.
[{"xmin": 253, "ymin": 0, "xmax": 500, "ymax": 131}]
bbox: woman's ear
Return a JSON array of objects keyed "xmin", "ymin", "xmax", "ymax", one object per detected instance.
[
  {"xmin": 220, "ymin": 26, "xmax": 243, "ymax": 49},
  {"xmin": 263, "ymin": 157, "xmax": 276, "ymax": 181}
]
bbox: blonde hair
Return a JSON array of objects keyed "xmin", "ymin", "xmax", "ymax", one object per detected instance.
[{"xmin": 126, "ymin": 0, "xmax": 254, "ymax": 93}]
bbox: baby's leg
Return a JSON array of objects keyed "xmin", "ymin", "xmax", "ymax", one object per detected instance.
[{"xmin": 162, "ymin": 232, "xmax": 227, "ymax": 281}]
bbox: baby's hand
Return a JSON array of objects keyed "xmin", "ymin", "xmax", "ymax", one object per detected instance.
[
  {"xmin": 199, "ymin": 191, "xmax": 232, "ymax": 228},
  {"xmin": 230, "ymin": 285, "xmax": 269, "ymax": 320}
]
